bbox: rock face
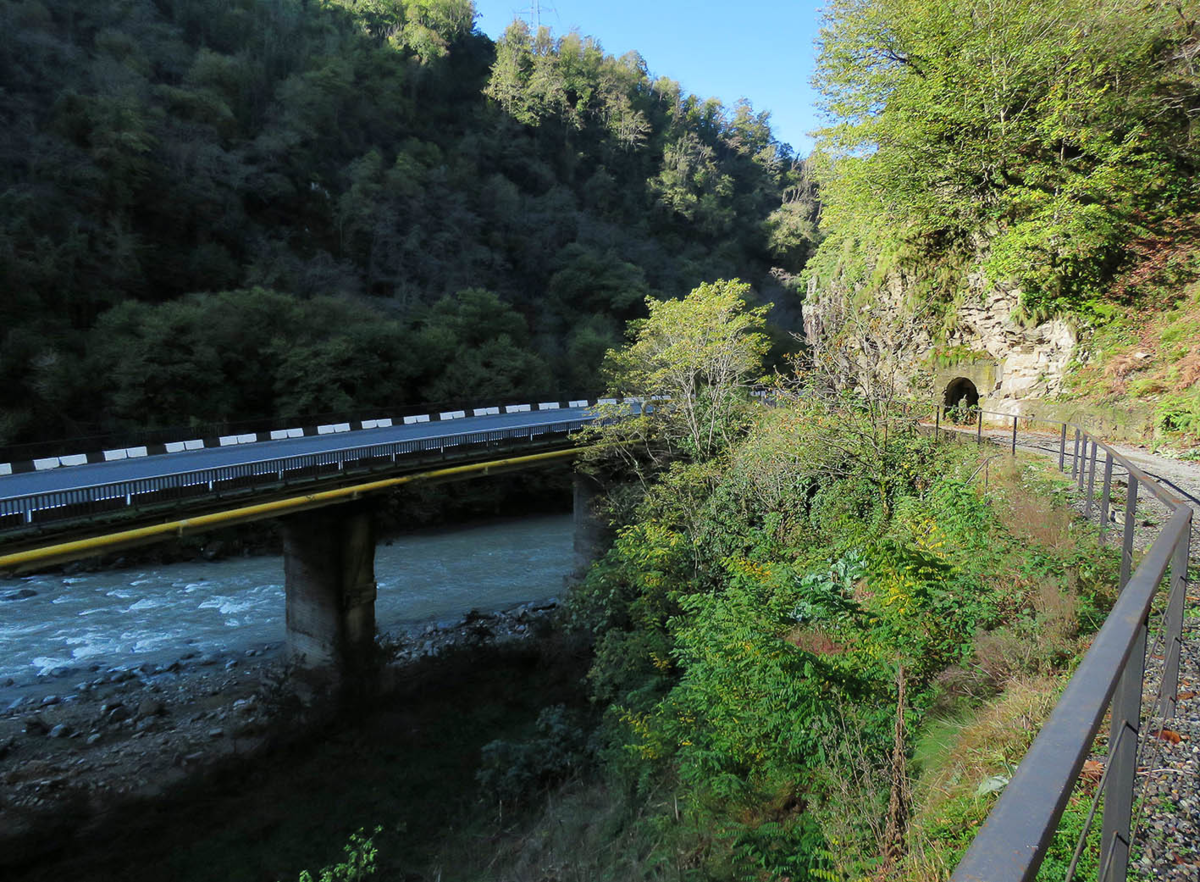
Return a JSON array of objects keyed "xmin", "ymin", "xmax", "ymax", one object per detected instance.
[
  {"xmin": 803, "ymin": 266, "xmax": 1078, "ymax": 409},
  {"xmin": 946, "ymin": 279, "xmax": 1077, "ymax": 404}
]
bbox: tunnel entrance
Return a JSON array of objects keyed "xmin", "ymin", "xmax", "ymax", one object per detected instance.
[{"xmin": 943, "ymin": 377, "xmax": 980, "ymax": 412}]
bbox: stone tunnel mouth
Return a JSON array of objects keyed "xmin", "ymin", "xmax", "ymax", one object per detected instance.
[{"xmin": 943, "ymin": 377, "xmax": 980, "ymax": 421}]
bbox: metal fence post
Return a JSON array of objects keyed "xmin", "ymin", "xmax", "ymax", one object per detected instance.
[
  {"xmin": 1099, "ymin": 610, "xmax": 1148, "ymax": 882},
  {"xmin": 1099, "ymin": 452, "xmax": 1114, "ymax": 546},
  {"xmin": 1120, "ymin": 476, "xmax": 1138, "ymax": 590},
  {"xmin": 1078, "ymin": 437, "xmax": 1088, "ymax": 492},
  {"xmin": 977, "ymin": 409, "xmax": 983, "ymax": 444},
  {"xmin": 1084, "ymin": 440, "xmax": 1098, "ymax": 520},
  {"xmin": 1059, "ymin": 423, "xmax": 1067, "ymax": 471},
  {"xmin": 935, "ymin": 406, "xmax": 940, "ymax": 442},
  {"xmin": 1072, "ymin": 428, "xmax": 1081, "ymax": 479},
  {"xmin": 1011, "ymin": 415, "xmax": 1017, "ymax": 454},
  {"xmin": 1159, "ymin": 515, "xmax": 1193, "ymax": 720}
]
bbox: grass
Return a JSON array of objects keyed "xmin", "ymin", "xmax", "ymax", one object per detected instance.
[{"xmin": 895, "ymin": 453, "xmax": 1120, "ymax": 881}]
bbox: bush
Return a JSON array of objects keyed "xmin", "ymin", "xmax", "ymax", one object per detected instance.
[{"xmin": 476, "ymin": 705, "xmax": 594, "ymax": 805}]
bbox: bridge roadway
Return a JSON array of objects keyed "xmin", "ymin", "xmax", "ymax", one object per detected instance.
[
  {"xmin": 0, "ymin": 406, "xmax": 593, "ymax": 500},
  {"xmin": 0, "ymin": 405, "xmax": 602, "ymax": 540}
]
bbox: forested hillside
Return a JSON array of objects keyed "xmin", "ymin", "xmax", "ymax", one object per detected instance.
[
  {"xmin": 0, "ymin": 0, "xmax": 815, "ymax": 446},
  {"xmin": 803, "ymin": 0, "xmax": 1200, "ymax": 442}
]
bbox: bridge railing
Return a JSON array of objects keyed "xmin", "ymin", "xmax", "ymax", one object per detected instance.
[
  {"xmin": 0, "ymin": 391, "xmax": 584, "ymax": 464},
  {"xmin": 931, "ymin": 404, "xmax": 1193, "ymax": 882},
  {"xmin": 0, "ymin": 418, "xmax": 591, "ymax": 534}
]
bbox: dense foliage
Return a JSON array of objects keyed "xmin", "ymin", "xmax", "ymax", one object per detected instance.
[
  {"xmin": 531, "ymin": 291, "xmax": 1120, "ymax": 879},
  {"xmin": 0, "ymin": 0, "xmax": 815, "ymax": 445},
  {"xmin": 805, "ymin": 0, "xmax": 1200, "ymax": 320}
]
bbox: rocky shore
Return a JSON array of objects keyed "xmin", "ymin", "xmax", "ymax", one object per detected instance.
[{"xmin": 0, "ymin": 598, "xmax": 560, "ymax": 875}]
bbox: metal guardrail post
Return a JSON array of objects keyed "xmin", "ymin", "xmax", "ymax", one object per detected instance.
[
  {"xmin": 1120, "ymin": 476, "xmax": 1138, "ymax": 590},
  {"xmin": 1099, "ymin": 609, "xmax": 1147, "ymax": 882},
  {"xmin": 1078, "ymin": 437, "xmax": 1088, "ymax": 492},
  {"xmin": 1085, "ymin": 439, "xmax": 1098, "ymax": 520},
  {"xmin": 1099, "ymin": 452, "xmax": 1114, "ymax": 546},
  {"xmin": 1159, "ymin": 518, "xmax": 1193, "ymax": 720}
]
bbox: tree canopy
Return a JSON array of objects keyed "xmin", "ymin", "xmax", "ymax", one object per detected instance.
[
  {"xmin": 807, "ymin": 0, "xmax": 1200, "ymax": 317},
  {"xmin": 0, "ymin": 0, "xmax": 816, "ymax": 446}
]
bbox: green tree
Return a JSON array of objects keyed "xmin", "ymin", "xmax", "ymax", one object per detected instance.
[
  {"xmin": 810, "ymin": 0, "xmax": 1200, "ymax": 314},
  {"xmin": 596, "ymin": 279, "xmax": 771, "ymax": 462}
]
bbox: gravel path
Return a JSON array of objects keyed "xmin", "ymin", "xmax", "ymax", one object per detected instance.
[{"xmin": 956, "ymin": 420, "xmax": 1200, "ymax": 880}]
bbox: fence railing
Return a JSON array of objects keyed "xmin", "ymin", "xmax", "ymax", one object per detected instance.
[
  {"xmin": 934, "ymin": 405, "xmax": 1194, "ymax": 882},
  {"xmin": 0, "ymin": 418, "xmax": 591, "ymax": 535}
]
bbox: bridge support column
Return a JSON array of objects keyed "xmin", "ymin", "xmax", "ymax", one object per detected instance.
[
  {"xmin": 573, "ymin": 473, "xmax": 609, "ymax": 577},
  {"xmin": 282, "ymin": 505, "xmax": 378, "ymax": 681}
]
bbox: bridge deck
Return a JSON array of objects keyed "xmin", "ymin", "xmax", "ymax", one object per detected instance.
[
  {"xmin": 0, "ymin": 407, "xmax": 597, "ymax": 541},
  {"xmin": 0, "ymin": 407, "xmax": 592, "ymax": 498}
]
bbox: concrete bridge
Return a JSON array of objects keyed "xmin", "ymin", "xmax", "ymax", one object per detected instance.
[{"xmin": 0, "ymin": 400, "xmax": 613, "ymax": 684}]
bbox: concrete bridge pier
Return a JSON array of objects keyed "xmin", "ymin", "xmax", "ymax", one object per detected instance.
[
  {"xmin": 281, "ymin": 504, "xmax": 378, "ymax": 683},
  {"xmin": 573, "ymin": 473, "xmax": 609, "ymax": 577}
]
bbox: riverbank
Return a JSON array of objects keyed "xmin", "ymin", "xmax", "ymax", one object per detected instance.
[{"xmin": 0, "ymin": 598, "xmax": 568, "ymax": 880}]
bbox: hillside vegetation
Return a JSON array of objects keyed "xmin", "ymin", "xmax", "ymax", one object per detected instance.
[
  {"xmin": 278, "ymin": 285, "xmax": 1122, "ymax": 881},
  {"xmin": 0, "ymin": 0, "xmax": 815, "ymax": 446},
  {"xmin": 803, "ymin": 0, "xmax": 1200, "ymax": 442}
]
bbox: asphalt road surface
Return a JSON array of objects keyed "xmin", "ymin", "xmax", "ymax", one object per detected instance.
[{"xmin": 0, "ymin": 406, "xmax": 593, "ymax": 500}]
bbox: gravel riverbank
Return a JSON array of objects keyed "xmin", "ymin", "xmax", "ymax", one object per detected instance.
[{"xmin": 0, "ymin": 598, "xmax": 559, "ymax": 875}]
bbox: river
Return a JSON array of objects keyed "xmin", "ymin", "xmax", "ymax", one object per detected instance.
[{"xmin": 0, "ymin": 514, "xmax": 573, "ymax": 689}]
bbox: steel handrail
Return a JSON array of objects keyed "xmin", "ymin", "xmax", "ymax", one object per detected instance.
[{"xmin": 936, "ymin": 402, "xmax": 1193, "ymax": 882}]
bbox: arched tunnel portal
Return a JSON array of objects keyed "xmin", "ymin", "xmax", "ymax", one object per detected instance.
[{"xmin": 943, "ymin": 376, "xmax": 980, "ymax": 410}]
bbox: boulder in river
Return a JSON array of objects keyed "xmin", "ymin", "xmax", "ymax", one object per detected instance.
[{"xmin": 2, "ymin": 588, "xmax": 37, "ymax": 601}]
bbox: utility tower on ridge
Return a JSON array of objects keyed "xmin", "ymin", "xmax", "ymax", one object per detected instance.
[{"xmin": 520, "ymin": 0, "xmax": 555, "ymax": 30}]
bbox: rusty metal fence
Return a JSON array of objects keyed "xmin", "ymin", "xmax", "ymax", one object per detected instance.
[{"xmin": 933, "ymin": 405, "xmax": 1194, "ymax": 882}]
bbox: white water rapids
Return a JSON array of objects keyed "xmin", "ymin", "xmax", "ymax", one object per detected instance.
[{"xmin": 0, "ymin": 515, "xmax": 573, "ymax": 688}]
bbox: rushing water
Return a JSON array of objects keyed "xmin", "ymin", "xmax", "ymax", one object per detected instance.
[{"xmin": 0, "ymin": 515, "xmax": 572, "ymax": 687}]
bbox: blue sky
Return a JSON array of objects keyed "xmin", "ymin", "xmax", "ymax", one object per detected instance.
[{"xmin": 470, "ymin": 0, "xmax": 827, "ymax": 156}]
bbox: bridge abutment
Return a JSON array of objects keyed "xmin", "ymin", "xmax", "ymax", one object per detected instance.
[
  {"xmin": 282, "ymin": 504, "xmax": 378, "ymax": 682},
  {"xmin": 573, "ymin": 473, "xmax": 608, "ymax": 576}
]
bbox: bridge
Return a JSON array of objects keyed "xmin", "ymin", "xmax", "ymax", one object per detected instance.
[{"xmin": 0, "ymin": 399, "xmax": 612, "ymax": 681}]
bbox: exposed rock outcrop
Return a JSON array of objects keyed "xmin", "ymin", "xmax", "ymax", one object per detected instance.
[
  {"xmin": 802, "ymin": 264, "xmax": 1079, "ymax": 409},
  {"xmin": 946, "ymin": 279, "xmax": 1077, "ymax": 405}
]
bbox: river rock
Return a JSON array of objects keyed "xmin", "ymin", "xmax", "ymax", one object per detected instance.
[
  {"xmin": 2, "ymin": 588, "xmax": 37, "ymax": 601},
  {"xmin": 47, "ymin": 724, "xmax": 69, "ymax": 739},
  {"xmin": 137, "ymin": 698, "xmax": 165, "ymax": 718}
]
